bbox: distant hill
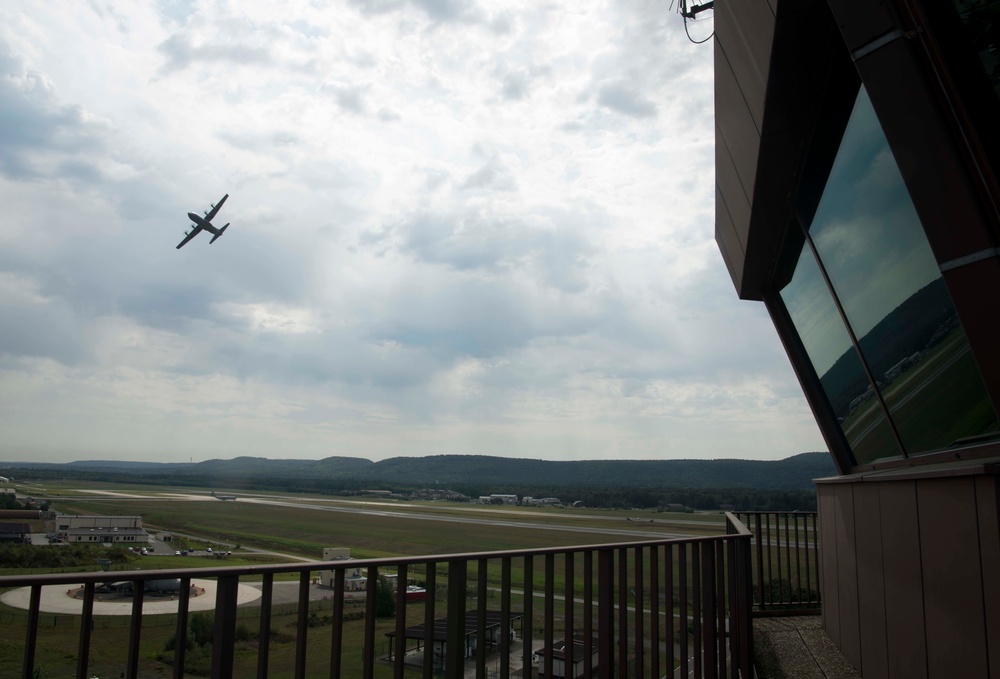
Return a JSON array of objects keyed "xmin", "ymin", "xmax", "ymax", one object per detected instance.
[{"xmin": 4, "ymin": 452, "xmax": 835, "ymax": 491}]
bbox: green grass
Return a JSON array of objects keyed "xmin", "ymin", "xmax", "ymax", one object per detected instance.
[{"xmin": 0, "ymin": 483, "xmax": 739, "ymax": 677}]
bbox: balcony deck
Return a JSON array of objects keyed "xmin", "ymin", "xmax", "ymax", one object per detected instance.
[{"xmin": 753, "ymin": 617, "xmax": 859, "ymax": 679}]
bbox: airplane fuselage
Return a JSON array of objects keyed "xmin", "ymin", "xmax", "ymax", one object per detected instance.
[{"xmin": 187, "ymin": 212, "xmax": 222, "ymax": 235}]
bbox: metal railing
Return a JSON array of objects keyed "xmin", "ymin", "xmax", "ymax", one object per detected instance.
[
  {"xmin": 734, "ymin": 511, "xmax": 821, "ymax": 616},
  {"xmin": 0, "ymin": 513, "xmax": 756, "ymax": 679}
]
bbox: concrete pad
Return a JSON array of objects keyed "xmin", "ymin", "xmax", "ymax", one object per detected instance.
[{"xmin": 0, "ymin": 578, "xmax": 261, "ymax": 616}]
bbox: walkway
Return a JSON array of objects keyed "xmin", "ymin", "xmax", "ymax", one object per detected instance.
[{"xmin": 753, "ymin": 616, "xmax": 860, "ymax": 678}]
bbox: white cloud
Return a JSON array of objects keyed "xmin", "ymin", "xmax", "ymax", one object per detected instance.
[{"xmin": 0, "ymin": 0, "xmax": 825, "ymax": 464}]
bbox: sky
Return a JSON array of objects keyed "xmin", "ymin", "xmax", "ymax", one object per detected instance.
[{"xmin": 0, "ymin": 0, "xmax": 826, "ymax": 465}]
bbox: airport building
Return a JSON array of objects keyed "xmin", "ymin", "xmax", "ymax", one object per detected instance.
[
  {"xmin": 715, "ymin": 1, "xmax": 1000, "ymax": 676},
  {"xmin": 55, "ymin": 515, "xmax": 149, "ymax": 544}
]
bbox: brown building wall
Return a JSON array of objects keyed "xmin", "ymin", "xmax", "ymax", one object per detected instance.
[{"xmin": 817, "ymin": 472, "xmax": 1000, "ymax": 678}]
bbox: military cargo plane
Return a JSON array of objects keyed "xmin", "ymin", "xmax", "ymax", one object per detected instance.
[{"xmin": 176, "ymin": 194, "xmax": 230, "ymax": 249}]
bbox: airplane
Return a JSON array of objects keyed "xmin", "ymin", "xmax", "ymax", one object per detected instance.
[{"xmin": 176, "ymin": 194, "xmax": 230, "ymax": 249}]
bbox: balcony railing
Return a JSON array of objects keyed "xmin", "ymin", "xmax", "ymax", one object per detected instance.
[
  {"xmin": 0, "ymin": 513, "xmax": 756, "ymax": 679},
  {"xmin": 734, "ymin": 512, "xmax": 821, "ymax": 616}
]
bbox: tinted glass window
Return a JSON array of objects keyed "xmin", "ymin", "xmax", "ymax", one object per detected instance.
[
  {"xmin": 778, "ymin": 88, "xmax": 999, "ymax": 467},
  {"xmin": 778, "ymin": 238, "xmax": 900, "ymax": 465},
  {"xmin": 807, "ymin": 88, "xmax": 998, "ymax": 456}
]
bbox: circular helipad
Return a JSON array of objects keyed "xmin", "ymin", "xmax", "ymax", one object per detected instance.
[{"xmin": 0, "ymin": 578, "xmax": 261, "ymax": 615}]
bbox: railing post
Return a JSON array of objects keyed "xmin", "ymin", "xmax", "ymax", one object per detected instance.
[
  {"xmin": 423, "ymin": 561, "xmax": 437, "ymax": 677},
  {"xmin": 258, "ymin": 573, "xmax": 274, "ymax": 679},
  {"xmin": 737, "ymin": 534, "xmax": 754, "ymax": 677},
  {"xmin": 22, "ymin": 584, "xmax": 40, "ymax": 679},
  {"xmin": 476, "ymin": 558, "xmax": 488, "ymax": 677},
  {"xmin": 617, "ymin": 548, "xmax": 628, "ymax": 678},
  {"xmin": 597, "ymin": 549, "xmax": 614, "ymax": 679},
  {"xmin": 544, "ymin": 554, "xmax": 555, "ymax": 679},
  {"xmin": 76, "ymin": 582, "xmax": 95, "ymax": 679},
  {"xmin": 295, "ymin": 570, "xmax": 311, "ymax": 679},
  {"xmin": 501, "ymin": 557, "xmax": 512, "ymax": 679},
  {"xmin": 126, "ymin": 584, "xmax": 145, "ymax": 678},
  {"xmin": 329, "ymin": 569, "xmax": 345, "ymax": 678},
  {"xmin": 583, "ymin": 550, "xmax": 594, "ymax": 679},
  {"xmin": 211, "ymin": 575, "xmax": 239, "ymax": 679},
  {"xmin": 522, "ymin": 555, "xmax": 534, "ymax": 679},
  {"xmin": 633, "ymin": 547, "xmax": 643, "ymax": 679},
  {"xmin": 702, "ymin": 542, "xmax": 717, "ymax": 679},
  {"xmin": 446, "ymin": 559, "xmax": 467, "ymax": 679},
  {"xmin": 393, "ymin": 563, "xmax": 407, "ymax": 678},
  {"xmin": 565, "ymin": 551, "xmax": 575, "ymax": 679},
  {"xmin": 363, "ymin": 566, "xmax": 378, "ymax": 679},
  {"xmin": 174, "ymin": 577, "xmax": 191, "ymax": 679}
]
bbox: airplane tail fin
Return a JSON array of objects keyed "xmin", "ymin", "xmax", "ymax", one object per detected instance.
[{"xmin": 210, "ymin": 223, "xmax": 229, "ymax": 244}]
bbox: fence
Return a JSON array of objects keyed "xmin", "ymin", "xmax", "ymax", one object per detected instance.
[
  {"xmin": 734, "ymin": 511, "xmax": 821, "ymax": 615},
  {"xmin": 0, "ymin": 513, "xmax": 757, "ymax": 679}
]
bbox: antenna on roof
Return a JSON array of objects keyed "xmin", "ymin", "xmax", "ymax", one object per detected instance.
[{"xmin": 675, "ymin": 1, "xmax": 714, "ymax": 44}]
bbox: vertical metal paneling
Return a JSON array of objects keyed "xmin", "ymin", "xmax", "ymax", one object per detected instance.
[
  {"xmin": 975, "ymin": 476, "xmax": 1000, "ymax": 679},
  {"xmin": 833, "ymin": 484, "xmax": 862, "ymax": 670},
  {"xmin": 817, "ymin": 485, "xmax": 841, "ymax": 646},
  {"xmin": 917, "ymin": 477, "xmax": 989, "ymax": 678},
  {"xmin": 878, "ymin": 481, "xmax": 928, "ymax": 679},
  {"xmin": 715, "ymin": 38, "xmax": 763, "ymax": 217},
  {"xmin": 852, "ymin": 483, "xmax": 888, "ymax": 679}
]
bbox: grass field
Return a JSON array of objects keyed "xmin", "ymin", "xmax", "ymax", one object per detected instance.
[{"xmin": 0, "ymin": 482, "xmax": 737, "ymax": 677}]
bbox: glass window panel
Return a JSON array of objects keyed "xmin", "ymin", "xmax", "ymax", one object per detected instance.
[
  {"xmin": 807, "ymin": 88, "xmax": 999, "ymax": 456},
  {"xmin": 778, "ymin": 241, "xmax": 901, "ymax": 466}
]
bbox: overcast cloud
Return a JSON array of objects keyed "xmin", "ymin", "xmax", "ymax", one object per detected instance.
[{"xmin": 0, "ymin": 1, "xmax": 825, "ymax": 464}]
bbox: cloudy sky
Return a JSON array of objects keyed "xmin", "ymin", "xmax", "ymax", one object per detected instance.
[{"xmin": 0, "ymin": 0, "xmax": 825, "ymax": 465}]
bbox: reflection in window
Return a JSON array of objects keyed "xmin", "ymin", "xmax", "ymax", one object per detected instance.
[
  {"xmin": 778, "ymin": 87, "xmax": 998, "ymax": 466},
  {"xmin": 778, "ymin": 243, "xmax": 900, "ymax": 465}
]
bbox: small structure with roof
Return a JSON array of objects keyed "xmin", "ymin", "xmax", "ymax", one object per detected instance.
[
  {"xmin": 385, "ymin": 610, "xmax": 523, "ymax": 671},
  {"xmin": 532, "ymin": 633, "xmax": 600, "ymax": 679}
]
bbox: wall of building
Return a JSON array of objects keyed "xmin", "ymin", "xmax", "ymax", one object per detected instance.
[{"xmin": 817, "ymin": 470, "xmax": 1000, "ymax": 678}]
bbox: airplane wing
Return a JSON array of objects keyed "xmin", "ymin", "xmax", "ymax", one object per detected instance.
[
  {"xmin": 176, "ymin": 227, "xmax": 201, "ymax": 249},
  {"xmin": 203, "ymin": 194, "xmax": 229, "ymax": 222}
]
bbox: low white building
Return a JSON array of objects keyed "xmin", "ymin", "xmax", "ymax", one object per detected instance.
[
  {"xmin": 317, "ymin": 547, "xmax": 370, "ymax": 591},
  {"xmin": 56, "ymin": 515, "xmax": 149, "ymax": 544},
  {"xmin": 480, "ymin": 494, "xmax": 518, "ymax": 505}
]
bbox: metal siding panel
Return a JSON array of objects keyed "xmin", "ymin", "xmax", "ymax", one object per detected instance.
[
  {"xmin": 826, "ymin": 0, "xmax": 900, "ymax": 53},
  {"xmin": 941, "ymin": 259, "xmax": 1000, "ymax": 418},
  {"xmin": 834, "ymin": 483, "xmax": 862, "ymax": 671},
  {"xmin": 715, "ymin": 185, "xmax": 745, "ymax": 293},
  {"xmin": 818, "ymin": 485, "xmax": 841, "ymax": 645},
  {"xmin": 878, "ymin": 481, "xmax": 928, "ymax": 679},
  {"xmin": 975, "ymin": 476, "xmax": 1000, "ymax": 679},
  {"xmin": 855, "ymin": 41, "xmax": 995, "ymax": 262},
  {"xmin": 853, "ymin": 483, "xmax": 888, "ymax": 679},
  {"xmin": 918, "ymin": 478, "xmax": 989, "ymax": 678},
  {"xmin": 715, "ymin": 36, "xmax": 761, "ymax": 209},
  {"xmin": 716, "ymin": 0, "xmax": 774, "ymax": 133},
  {"xmin": 716, "ymin": 127, "xmax": 751, "ymax": 252}
]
